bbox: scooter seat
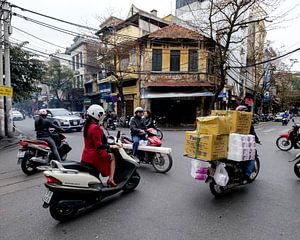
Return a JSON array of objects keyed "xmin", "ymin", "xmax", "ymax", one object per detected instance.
[{"xmin": 62, "ymin": 161, "xmax": 99, "ymax": 178}]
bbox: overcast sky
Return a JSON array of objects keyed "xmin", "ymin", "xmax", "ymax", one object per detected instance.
[{"xmin": 8, "ymin": 0, "xmax": 300, "ymax": 71}]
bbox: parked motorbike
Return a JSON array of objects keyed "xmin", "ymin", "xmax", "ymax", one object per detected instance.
[
  {"xmin": 276, "ymin": 118, "xmax": 300, "ymax": 151},
  {"xmin": 207, "ymin": 156, "xmax": 260, "ymax": 198},
  {"xmin": 38, "ymin": 131, "xmax": 140, "ymax": 222},
  {"xmin": 103, "ymin": 117, "xmax": 116, "ymax": 131},
  {"xmin": 17, "ymin": 131, "xmax": 71, "ymax": 175},
  {"xmin": 121, "ymin": 128, "xmax": 173, "ymax": 173}
]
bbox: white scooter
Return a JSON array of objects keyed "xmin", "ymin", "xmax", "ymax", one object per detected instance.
[{"xmin": 38, "ymin": 132, "xmax": 140, "ymax": 222}]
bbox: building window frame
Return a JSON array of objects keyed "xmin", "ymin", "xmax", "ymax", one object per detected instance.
[
  {"xmin": 188, "ymin": 49, "xmax": 198, "ymax": 72},
  {"xmin": 152, "ymin": 49, "xmax": 162, "ymax": 71},
  {"xmin": 170, "ymin": 50, "xmax": 180, "ymax": 72}
]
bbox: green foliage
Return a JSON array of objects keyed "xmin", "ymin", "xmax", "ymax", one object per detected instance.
[
  {"xmin": 43, "ymin": 58, "xmax": 74, "ymax": 102},
  {"xmin": 292, "ymin": 73, "xmax": 300, "ymax": 91},
  {"xmin": 10, "ymin": 47, "xmax": 46, "ymax": 102}
]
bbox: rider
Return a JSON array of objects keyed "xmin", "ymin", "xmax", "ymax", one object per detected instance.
[
  {"xmin": 35, "ymin": 109, "xmax": 63, "ymax": 162},
  {"xmin": 143, "ymin": 110, "xmax": 155, "ymax": 129},
  {"xmin": 81, "ymin": 104, "xmax": 119, "ymax": 187},
  {"xmin": 236, "ymin": 105, "xmax": 261, "ymax": 182},
  {"xmin": 130, "ymin": 107, "xmax": 147, "ymax": 159}
]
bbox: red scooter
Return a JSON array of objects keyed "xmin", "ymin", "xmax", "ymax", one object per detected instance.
[
  {"xmin": 276, "ymin": 118, "xmax": 300, "ymax": 151},
  {"xmin": 17, "ymin": 130, "xmax": 71, "ymax": 175},
  {"xmin": 121, "ymin": 128, "xmax": 173, "ymax": 173}
]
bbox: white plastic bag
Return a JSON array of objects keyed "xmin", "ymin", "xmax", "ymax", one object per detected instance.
[{"xmin": 214, "ymin": 163, "xmax": 229, "ymax": 187}]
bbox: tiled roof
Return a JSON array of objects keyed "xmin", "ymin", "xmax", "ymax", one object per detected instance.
[{"xmin": 147, "ymin": 24, "xmax": 207, "ymax": 40}]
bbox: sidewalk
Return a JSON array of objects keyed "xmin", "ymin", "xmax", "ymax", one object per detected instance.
[{"xmin": 0, "ymin": 133, "xmax": 19, "ymax": 151}]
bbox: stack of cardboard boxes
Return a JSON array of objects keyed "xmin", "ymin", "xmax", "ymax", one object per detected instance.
[{"xmin": 184, "ymin": 110, "xmax": 253, "ymax": 162}]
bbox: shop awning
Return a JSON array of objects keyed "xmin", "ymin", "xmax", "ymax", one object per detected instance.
[{"xmin": 141, "ymin": 90, "xmax": 214, "ymax": 99}]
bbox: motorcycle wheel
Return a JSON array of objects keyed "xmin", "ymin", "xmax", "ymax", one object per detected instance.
[
  {"xmin": 123, "ymin": 171, "xmax": 140, "ymax": 193},
  {"xmin": 152, "ymin": 153, "xmax": 172, "ymax": 173},
  {"xmin": 276, "ymin": 136, "xmax": 293, "ymax": 151},
  {"xmin": 156, "ymin": 128, "xmax": 163, "ymax": 140},
  {"xmin": 250, "ymin": 157, "xmax": 260, "ymax": 182},
  {"xmin": 209, "ymin": 181, "xmax": 225, "ymax": 198},
  {"xmin": 49, "ymin": 199, "xmax": 78, "ymax": 222},
  {"xmin": 21, "ymin": 153, "xmax": 37, "ymax": 175},
  {"xmin": 294, "ymin": 160, "xmax": 300, "ymax": 179}
]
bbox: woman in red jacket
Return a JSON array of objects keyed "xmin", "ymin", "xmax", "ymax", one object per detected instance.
[{"xmin": 81, "ymin": 105, "xmax": 118, "ymax": 187}]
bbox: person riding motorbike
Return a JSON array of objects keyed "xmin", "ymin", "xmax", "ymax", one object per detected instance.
[
  {"xmin": 130, "ymin": 107, "xmax": 147, "ymax": 159},
  {"xmin": 236, "ymin": 105, "xmax": 261, "ymax": 182},
  {"xmin": 35, "ymin": 109, "xmax": 63, "ymax": 162},
  {"xmin": 143, "ymin": 110, "xmax": 155, "ymax": 129},
  {"xmin": 81, "ymin": 104, "xmax": 119, "ymax": 187}
]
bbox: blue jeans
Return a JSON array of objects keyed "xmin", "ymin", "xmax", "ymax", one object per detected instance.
[
  {"xmin": 132, "ymin": 135, "xmax": 146, "ymax": 156},
  {"xmin": 246, "ymin": 160, "xmax": 255, "ymax": 177},
  {"xmin": 39, "ymin": 136, "xmax": 62, "ymax": 162}
]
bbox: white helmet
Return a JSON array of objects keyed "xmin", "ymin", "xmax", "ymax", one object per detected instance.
[
  {"xmin": 87, "ymin": 104, "xmax": 105, "ymax": 121},
  {"xmin": 39, "ymin": 109, "xmax": 47, "ymax": 116},
  {"xmin": 134, "ymin": 107, "xmax": 144, "ymax": 114}
]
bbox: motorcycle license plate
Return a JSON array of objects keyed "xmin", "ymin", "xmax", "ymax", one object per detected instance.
[
  {"xmin": 43, "ymin": 190, "xmax": 53, "ymax": 204},
  {"xmin": 17, "ymin": 151, "xmax": 25, "ymax": 158}
]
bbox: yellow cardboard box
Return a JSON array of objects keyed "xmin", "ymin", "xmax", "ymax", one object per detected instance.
[
  {"xmin": 211, "ymin": 110, "xmax": 252, "ymax": 134},
  {"xmin": 184, "ymin": 131, "xmax": 228, "ymax": 161},
  {"xmin": 196, "ymin": 116, "xmax": 230, "ymax": 135}
]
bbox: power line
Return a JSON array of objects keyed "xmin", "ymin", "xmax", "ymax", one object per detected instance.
[{"xmin": 11, "ymin": 3, "xmax": 98, "ymax": 32}]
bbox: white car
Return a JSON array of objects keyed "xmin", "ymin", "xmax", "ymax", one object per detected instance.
[{"xmin": 12, "ymin": 110, "xmax": 24, "ymax": 121}]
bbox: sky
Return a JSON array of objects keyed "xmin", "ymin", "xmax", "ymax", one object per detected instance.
[{"xmin": 8, "ymin": 0, "xmax": 300, "ymax": 71}]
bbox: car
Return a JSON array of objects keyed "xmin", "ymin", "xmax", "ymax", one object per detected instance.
[
  {"xmin": 12, "ymin": 110, "xmax": 24, "ymax": 121},
  {"xmin": 72, "ymin": 111, "xmax": 84, "ymax": 118},
  {"xmin": 46, "ymin": 108, "xmax": 83, "ymax": 132},
  {"xmin": 274, "ymin": 112, "xmax": 284, "ymax": 122}
]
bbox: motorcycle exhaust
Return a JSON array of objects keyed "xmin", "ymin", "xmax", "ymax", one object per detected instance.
[{"xmin": 31, "ymin": 157, "xmax": 48, "ymax": 164}]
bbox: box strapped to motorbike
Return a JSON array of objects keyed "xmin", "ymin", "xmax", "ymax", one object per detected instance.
[{"xmin": 122, "ymin": 144, "xmax": 172, "ymax": 155}]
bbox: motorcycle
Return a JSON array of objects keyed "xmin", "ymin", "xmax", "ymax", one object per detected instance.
[
  {"xmin": 153, "ymin": 119, "xmax": 163, "ymax": 140},
  {"xmin": 207, "ymin": 156, "xmax": 261, "ymax": 198},
  {"xmin": 276, "ymin": 118, "xmax": 300, "ymax": 151},
  {"xmin": 17, "ymin": 130, "xmax": 71, "ymax": 175},
  {"xmin": 38, "ymin": 131, "xmax": 140, "ymax": 222},
  {"xmin": 121, "ymin": 128, "xmax": 173, "ymax": 173},
  {"xmin": 103, "ymin": 117, "xmax": 116, "ymax": 131}
]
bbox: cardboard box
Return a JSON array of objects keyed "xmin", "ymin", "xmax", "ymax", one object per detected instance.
[
  {"xmin": 211, "ymin": 110, "xmax": 252, "ymax": 134},
  {"xmin": 196, "ymin": 116, "xmax": 230, "ymax": 135},
  {"xmin": 184, "ymin": 131, "xmax": 228, "ymax": 161}
]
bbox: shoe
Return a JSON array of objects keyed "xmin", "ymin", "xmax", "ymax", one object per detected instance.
[
  {"xmin": 107, "ymin": 178, "xmax": 117, "ymax": 187},
  {"xmin": 132, "ymin": 155, "xmax": 140, "ymax": 163}
]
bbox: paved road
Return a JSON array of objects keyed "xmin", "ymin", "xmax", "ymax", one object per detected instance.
[{"xmin": 1, "ymin": 119, "xmax": 300, "ymax": 240}]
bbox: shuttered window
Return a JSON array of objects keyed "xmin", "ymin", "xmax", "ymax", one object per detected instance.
[
  {"xmin": 170, "ymin": 50, "xmax": 180, "ymax": 72},
  {"xmin": 152, "ymin": 49, "xmax": 162, "ymax": 71},
  {"xmin": 188, "ymin": 50, "xmax": 198, "ymax": 72}
]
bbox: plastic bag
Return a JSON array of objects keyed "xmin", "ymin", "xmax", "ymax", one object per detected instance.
[
  {"xmin": 214, "ymin": 163, "xmax": 229, "ymax": 187},
  {"xmin": 191, "ymin": 159, "xmax": 210, "ymax": 181}
]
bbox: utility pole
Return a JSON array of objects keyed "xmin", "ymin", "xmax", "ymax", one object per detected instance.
[
  {"xmin": 0, "ymin": 1, "xmax": 5, "ymax": 138},
  {"xmin": 3, "ymin": 0, "xmax": 13, "ymax": 137}
]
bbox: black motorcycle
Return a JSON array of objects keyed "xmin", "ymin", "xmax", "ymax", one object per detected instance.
[{"xmin": 207, "ymin": 156, "xmax": 260, "ymax": 198}]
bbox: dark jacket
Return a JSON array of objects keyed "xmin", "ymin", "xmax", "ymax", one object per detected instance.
[
  {"xmin": 143, "ymin": 117, "xmax": 154, "ymax": 128},
  {"xmin": 250, "ymin": 124, "xmax": 260, "ymax": 143},
  {"xmin": 35, "ymin": 116, "xmax": 61, "ymax": 138},
  {"xmin": 130, "ymin": 116, "xmax": 146, "ymax": 136}
]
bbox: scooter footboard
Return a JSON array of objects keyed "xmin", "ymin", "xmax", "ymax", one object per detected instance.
[{"xmin": 122, "ymin": 144, "xmax": 172, "ymax": 154}]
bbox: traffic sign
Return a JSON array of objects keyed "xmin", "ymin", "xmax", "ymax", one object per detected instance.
[{"xmin": 0, "ymin": 86, "xmax": 13, "ymax": 97}]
